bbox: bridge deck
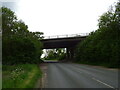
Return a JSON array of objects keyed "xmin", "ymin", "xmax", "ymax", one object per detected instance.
[{"xmin": 41, "ymin": 35, "xmax": 87, "ymax": 49}]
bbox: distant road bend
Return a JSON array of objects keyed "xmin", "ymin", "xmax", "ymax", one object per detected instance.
[{"xmin": 43, "ymin": 63, "xmax": 118, "ymax": 88}]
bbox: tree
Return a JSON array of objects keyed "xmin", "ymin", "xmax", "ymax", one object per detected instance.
[
  {"xmin": 2, "ymin": 7, "xmax": 43, "ymax": 65},
  {"xmin": 2, "ymin": 7, "xmax": 17, "ymax": 35},
  {"xmin": 44, "ymin": 48, "xmax": 66, "ymax": 60},
  {"xmin": 75, "ymin": 1, "xmax": 120, "ymax": 68}
]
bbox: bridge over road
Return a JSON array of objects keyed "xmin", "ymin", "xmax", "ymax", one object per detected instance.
[{"xmin": 40, "ymin": 33, "xmax": 88, "ymax": 60}]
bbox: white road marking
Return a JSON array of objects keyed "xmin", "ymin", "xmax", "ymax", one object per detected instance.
[{"xmin": 92, "ymin": 78, "xmax": 115, "ymax": 89}]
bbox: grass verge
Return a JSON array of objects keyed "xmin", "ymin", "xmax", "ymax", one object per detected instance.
[{"xmin": 2, "ymin": 64, "xmax": 42, "ymax": 88}]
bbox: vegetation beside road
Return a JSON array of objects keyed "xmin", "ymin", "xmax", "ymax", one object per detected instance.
[
  {"xmin": 2, "ymin": 64, "xmax": 42, "ymax": 88},
  {"xmin": 75, "ymin": 1, "xmax": 120, "ymax": 68},
  {"xmin": 2, "ymin": 7, "xmax": 43, "ymax": 65},
  {"xmin": 2, "ymin": 7, "xmax": 43, "ymax": 88}
]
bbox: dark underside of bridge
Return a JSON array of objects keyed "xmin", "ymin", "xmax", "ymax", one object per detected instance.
[{"xmin": 41, "ymin": 36, "xmax": 87, "ymax": 61}]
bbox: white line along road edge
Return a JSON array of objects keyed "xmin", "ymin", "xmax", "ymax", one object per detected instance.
[{"xmin": 92, "ymin": 77, "xmax": 116, "ymax": 89}]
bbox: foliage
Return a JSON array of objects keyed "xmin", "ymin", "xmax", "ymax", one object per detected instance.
[
  {"xmin": 44, "ymin": 48, "xmax": 66, "ymax": 60},
  {"xmin": 2, "ymin": 64, "xmax": 42, "ymax": 88},
  {"xmin": 2, "ymin": 7, "xmax": 43, "ymax": 65},
  {"xmin": 75, "ymin": 1, "xmax": 120, "ymax": 68}
]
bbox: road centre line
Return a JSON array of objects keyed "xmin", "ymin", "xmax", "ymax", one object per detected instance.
[{"xmin": 92, "ymin": 78, "xmax": 115, "ymax": 89}]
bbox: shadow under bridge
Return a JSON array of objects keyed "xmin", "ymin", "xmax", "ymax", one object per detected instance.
[{"xmin": 40, "ymin": 33, "xmax": 88, "ymax": 61}]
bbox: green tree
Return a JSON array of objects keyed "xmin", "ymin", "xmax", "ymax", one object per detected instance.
[
  {"xmin": 44, "ymin": 48, "xmax": 66, "ymax": 60},
  {"xmin": 2, "ymin": 7, "xmax": 43, "ymax": 65},
  {"xmin": 2, "ymin": 7, "xmax": 17, "ymax": 35},
  {"xmin": 75, "ymin": 1, "xmax": 120, "ymax": 68}
]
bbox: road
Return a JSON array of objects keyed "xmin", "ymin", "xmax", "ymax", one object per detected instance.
[{"xmin": 44, "ymin": 63, "xmax": 118, "ymax": 88}]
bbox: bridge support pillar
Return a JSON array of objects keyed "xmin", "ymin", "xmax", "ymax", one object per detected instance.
[
  {"xmin": 66, "ymin": 48, "xmax": 70, "ymax": 60},
  {"xmin": 66, "ymin": 47, "xmax": 75, "ymax": 61}
]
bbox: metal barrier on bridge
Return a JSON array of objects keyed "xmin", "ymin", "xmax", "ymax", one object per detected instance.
[{"xmin": 43, "ymin": 33, "xmax": 89, "ymax": 39}]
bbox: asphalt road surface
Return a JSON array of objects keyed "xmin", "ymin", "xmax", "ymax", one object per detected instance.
[{"xmin": 45, "ymin": 63, "xmax": 118, "ymax": 88}]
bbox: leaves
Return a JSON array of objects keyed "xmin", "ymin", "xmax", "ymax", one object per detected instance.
[
  {"xmin": 2, "ymin": 7, "xmax": 43, "ymax": 65},
  {"xmin": 75, "ymin": 1, "xmax": 120, "ymax": 68},
  {"xmin": 44, "ymin": 48, "xmax": 66, "ymax": 60}
]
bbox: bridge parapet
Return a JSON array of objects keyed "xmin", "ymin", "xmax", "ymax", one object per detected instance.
[{"xmin": 44, "ymin": 33, "xmax": 89, "ymax": 39}]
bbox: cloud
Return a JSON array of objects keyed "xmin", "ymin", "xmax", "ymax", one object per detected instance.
[{"xmin": 13, "ymin": 0, "xmax": 116, "ymax": 36}]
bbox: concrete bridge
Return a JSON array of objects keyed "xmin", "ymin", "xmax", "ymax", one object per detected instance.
[{"xmin": 41, "ymin": 33, "xmax": 88, "ymax": 60}]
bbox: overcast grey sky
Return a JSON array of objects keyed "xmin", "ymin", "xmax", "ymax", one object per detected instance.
[{"xmin": 1, "ymin": 0, "xmax": 116, "ymax": 36}]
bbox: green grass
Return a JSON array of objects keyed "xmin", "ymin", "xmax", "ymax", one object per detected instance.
[{"xmin": 2, "ymin": 64, "xmax": 42, "ymax": 88}]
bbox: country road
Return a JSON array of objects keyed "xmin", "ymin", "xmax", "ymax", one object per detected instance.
[{"xmin": 43, "ymin": 63, "xmax": 118, "ymax": 88}]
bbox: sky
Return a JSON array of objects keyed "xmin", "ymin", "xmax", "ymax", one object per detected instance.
[{"xmin": 1, "ymin": 0, "xmax": 116, "ymax": 36}]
